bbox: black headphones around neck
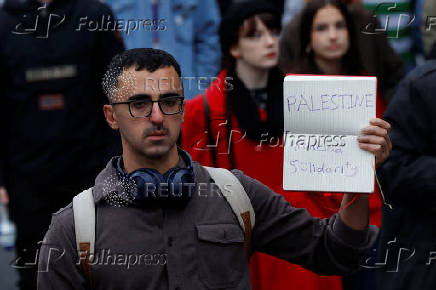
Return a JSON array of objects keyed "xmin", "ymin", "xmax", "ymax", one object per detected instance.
[{"xmin": 115, "ymin": 149, "xmax": 195, "ymax": 205}]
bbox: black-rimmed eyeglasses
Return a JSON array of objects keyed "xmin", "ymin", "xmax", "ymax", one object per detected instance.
[{"xmin": 111, "ymin": 96, "xmax": 185, "ymax": 118}]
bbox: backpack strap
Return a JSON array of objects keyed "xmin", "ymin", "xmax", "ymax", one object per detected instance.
[
  {"xmin": 72, "ymin": 188, "xmax": 95, "ymax": 286},
  {"xmin": 203, "ymin": 166, "xmax": 255, "ymax": 258}
]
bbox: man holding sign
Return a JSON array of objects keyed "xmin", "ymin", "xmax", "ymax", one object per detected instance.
[{"xmin": 38, "ymin": 49, "xmax": 392, "ymax": 289}]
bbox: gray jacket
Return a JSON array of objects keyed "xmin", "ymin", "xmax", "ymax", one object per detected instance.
[{"xmin": 37, "ymin": 157, "xmax": 378, "ymax": 290}]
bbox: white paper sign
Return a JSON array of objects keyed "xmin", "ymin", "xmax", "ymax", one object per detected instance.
[{"xmin": 283, "ymin": 75, "xmax": 376, "ymax": 193}]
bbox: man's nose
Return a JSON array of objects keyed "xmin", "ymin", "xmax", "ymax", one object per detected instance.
[{"xmin": 149, "ymin": 102, "xmax": 164, "ymax": 123}]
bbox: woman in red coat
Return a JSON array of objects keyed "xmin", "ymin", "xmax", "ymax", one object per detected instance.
[{"xmin": 182, "ymin": 1, "xmax": 383, "ymax": 290}]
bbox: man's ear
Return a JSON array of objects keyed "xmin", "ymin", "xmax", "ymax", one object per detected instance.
[{"xmin": 103, "ymin": 104, "xmax": 119, "ymax": 130}]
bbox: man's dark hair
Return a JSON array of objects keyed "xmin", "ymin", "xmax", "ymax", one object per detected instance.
[{"xmin": 102, "ymin": 48, "xmax": 182, "ymax": 101}]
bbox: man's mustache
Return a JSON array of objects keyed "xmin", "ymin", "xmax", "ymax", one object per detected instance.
[{"xmin": 143, "ymin": 125, "xmax": 170, "ymax": 138}]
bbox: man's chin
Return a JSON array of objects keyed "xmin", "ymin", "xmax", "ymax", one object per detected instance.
[{"xmin": 143, "ymin": 144, "xmax": 173, "ymax": 159}]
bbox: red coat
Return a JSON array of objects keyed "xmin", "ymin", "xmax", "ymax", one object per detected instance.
[{"xmin": 181, "ymin": 70, "xmax": 385, "ymax": 290}]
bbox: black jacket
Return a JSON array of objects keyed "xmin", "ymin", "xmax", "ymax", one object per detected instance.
[
  {"xmin": 376, "ymin": 61, "xmax": 436, "ymax": 290},
  {"xmin": 0, "ymin": 0, "xmax": 124, "ymax": 189}
]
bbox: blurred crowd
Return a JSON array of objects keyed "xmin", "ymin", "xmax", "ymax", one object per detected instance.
[{"xmin": 0, "ymin": 0, "xmax": 435, "ymax": 290}]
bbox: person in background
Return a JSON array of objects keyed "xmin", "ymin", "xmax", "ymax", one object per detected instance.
[
  {"xmin": 280, "ymin": 0, "xmax": 404, "ymax": 103},
  {"xmin": 282, "ymin": 1, "xmax": 390, "ymax": 289},
  {"xmin": 181, "ymin": 1, "xmax": 388, "ymax": 290},
  {"xmin": 105, "ymin": 0, "xmax": 221, "ymax": 99},
  {"xmin": 290, "ymin": 0, "xmax": 363, "ymax": 75},
  {"xmin": 377, "ymin": 61, "xmax": 436, "ymax": 290},
  {"xmin": 283, "ymin": 0, "xmax": 390, "ymax": 116},
  {"xmin": 0, "ymin": 0, "xmax": 124, "ymax": 289}
]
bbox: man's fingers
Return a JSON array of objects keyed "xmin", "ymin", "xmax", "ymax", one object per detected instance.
[
  {"xmin": 358, "ymin": 141, "xmax": 390, "ymax": 166},
  {"xmin": 360, "ymin": 125, "xmax": 388, "ymax": 137},
  {"xmin": 361, "ymin": 119, "xmax": 392, "ymax": 149},
  {"xmin": 0, "ymin": 187, "xmax": 9, "ymax": 205},
  {"xmin": 369, "ymin": 118, "xmax": 391, "ymax": 131},
  {"xmin": 358, "ymin": 143, "xmax": 381, "ymax": 153},
  {"xmin": 360, "ymin": 118, "xmax": 393, "ymax": 166},
  {"xmin": 357, "ymin": 135, "xmax": 385, "ymax": 146}
]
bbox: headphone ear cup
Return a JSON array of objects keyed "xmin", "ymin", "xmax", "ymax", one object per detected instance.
[
  {"xmin": 165, "ymin": 169, "xmax": 179, "ymax": 197},
  {"xmin": 124, "ymin": 150, "xmax": 195, "ymax": 204},
  {"xmin": 129, "ymin": 169, "xmax": 165, "ymax": 200},
  {"xmin": 166, "ymin": 168, "xmax": 195, "ymax": 198}
]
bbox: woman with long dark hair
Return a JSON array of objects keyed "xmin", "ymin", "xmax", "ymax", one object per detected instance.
[
  {"xmin": 280, "ymin": 0, "xmax": 404, "ymax": 102},
  {"xmin": 295, "ymin": 0, "xmax": 362, "ymax": 75},
  {"xmin": 281, "ymin": 2, "xmax": 387, "ymax": 289},
  {"xmin": 284, "ymin": 0, "xmax": 384, "ymax": 220}
]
